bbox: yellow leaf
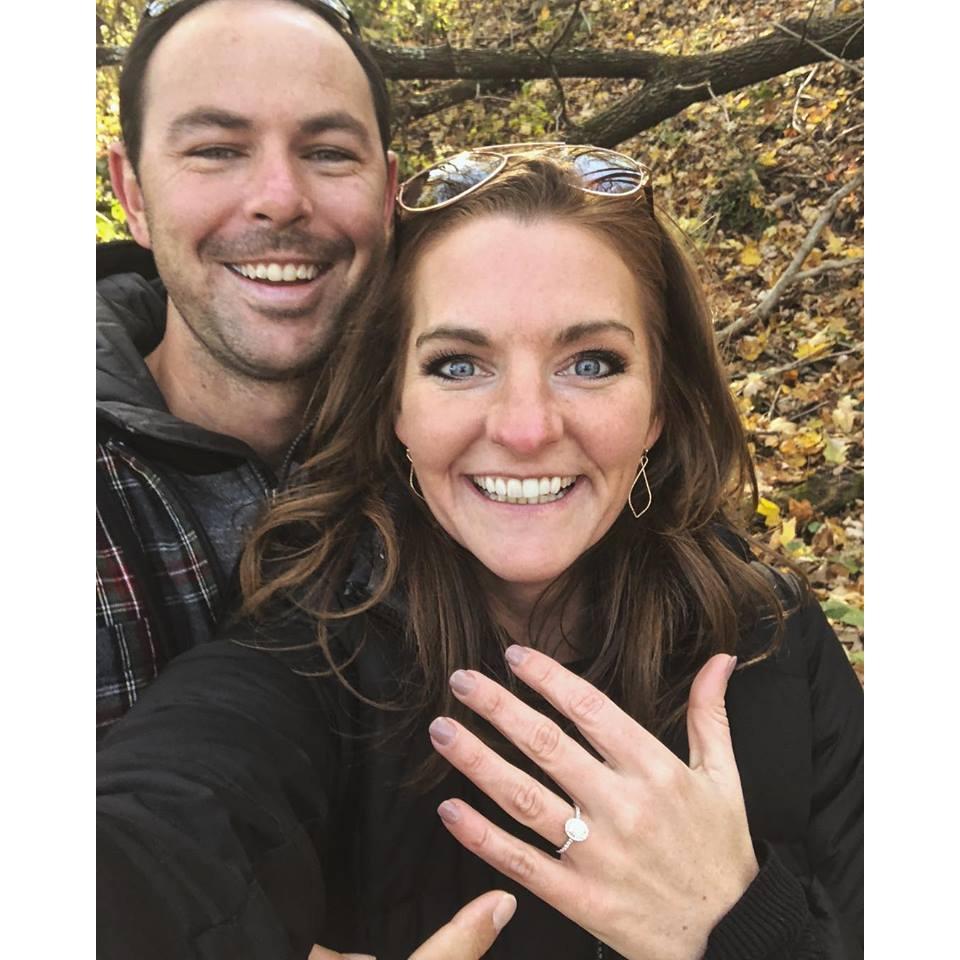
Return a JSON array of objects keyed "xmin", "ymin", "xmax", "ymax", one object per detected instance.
[
  {"xmin": 832, "ymin": 396, "xmax": 857, "ymax": 434},
  {"xmin": 757, "ymin": 497, "xmax": 781, "ymax": 528},
  {"xmin": 824, "ymin": 228, "xmax": 844, "ymax": 256},
  {"xmin": 823, "ymin": 436, "xmax": 849, "ymax": 465},
  {"xmin": 845, "ymin": 246, "xmax": 864, "ymax": 258},
  {"xmin": 626, "ymin": 30, "xmax": 635, "ymax": 41},
  {"xmin": 780, "ymin": 516, "xmax": 797, "ymax": 545},
  {"xmin": 794, "ymin": 331, "xmax": 832, "ymax": 360},
  {"xmin": 739, "ymin": 243, "xmax": 762, "ymax": 267},
  {"xmin": 758, "ymin": 149, "xmax": 777, "ymax": 167},
  {"xmin": 797, "ymin": 429, "xmax": 824, "ymax": 452},
  {"xmin": 539, "ymin": 5, "xmax": 550, "ymax": 20}
]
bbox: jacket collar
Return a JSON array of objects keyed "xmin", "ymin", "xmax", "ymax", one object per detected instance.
[{"xmin": 96, "ymin": 271, "xmax": 264, "ymax": 462}]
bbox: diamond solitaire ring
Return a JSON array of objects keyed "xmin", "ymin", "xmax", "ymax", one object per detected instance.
[{"xmin": 556, "ymin": 804, "xmax": 589, "ymax": 855}]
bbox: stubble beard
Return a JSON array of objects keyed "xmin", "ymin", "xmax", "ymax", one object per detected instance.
[{"xmin": 151, "ymin": 224, "xmax": 389, "ymax": 386}]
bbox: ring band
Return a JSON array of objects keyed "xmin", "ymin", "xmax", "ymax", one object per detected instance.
[{"xmin": 556, "ymin": 804, "xmax": 589, "ymax": 855}]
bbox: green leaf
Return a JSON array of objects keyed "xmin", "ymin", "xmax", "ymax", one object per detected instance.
[{"xmin": 821, "ymin": 600, "xmax": 864, "ymax": 628}]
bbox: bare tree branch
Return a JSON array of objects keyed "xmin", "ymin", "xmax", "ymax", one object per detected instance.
[
  {"xmin": 395, "ymin": 80, "xmax": 515, "ymax": 122},
  {"xmin": 715, "ymin": 171, "xmax": 864, "ymax": 342},
  {"xmin": 568, "ymin": 15, "xmax": 862, "ymax": 146},
  {"xmin": 792, "ymin": 256, "xmax": 863, "ymax": 284},
  {"xmin": 96, "ymin": 13, "xmax": 863, "ymax": 81},
  {"xmin": 773, "ymin": 21, "xmax": 864, "ymax": 76}
]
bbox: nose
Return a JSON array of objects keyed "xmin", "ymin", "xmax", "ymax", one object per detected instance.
[
  {"xmin": 486, "ymin": 375, "xmax": 563, "ymax": 456},
  {"xmin": 243, "ymin": 151, "xmax": 312, "ymax": 227}
]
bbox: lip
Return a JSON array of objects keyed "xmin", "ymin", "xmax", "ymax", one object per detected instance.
[{"xmin": 463, "ymin": 474, "xmax": 582, "ymax": 508}]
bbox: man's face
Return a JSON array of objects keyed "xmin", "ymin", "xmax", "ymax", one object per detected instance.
[{"xmin": 113, "ymin": 0, "xmax": 397, "ymax": 382}]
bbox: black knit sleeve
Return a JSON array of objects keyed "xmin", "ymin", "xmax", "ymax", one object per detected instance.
[
  {"xmin": 97, "ymin": 639, "xmax": 343, "ymax": 960},
  {"xmin": 706, "ymin": 599, "xmax": 863, "ymax": 959}
]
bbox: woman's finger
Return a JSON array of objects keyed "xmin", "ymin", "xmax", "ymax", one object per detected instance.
[
  {"xmin": 436, "ymin": 798, "xmax": 582, "ymax": 918},
  {"xmin": 686, "ymin": 654, "xmax": 740, "ymax": 780},
  {"xmin": 501, "ymin": 646, "xmax": 676, "ymax": 775},
  {"xmin": 429, "ymin": 714, "xmax": 578, "ymax": 847},
  {"xmin": 445, "ymin": 668, "xmax": 611, "ymax": 795}
]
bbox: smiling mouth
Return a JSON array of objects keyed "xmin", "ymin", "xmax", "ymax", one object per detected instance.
[
  {"xmin": 470, "ymin": 474, "xmax": 578, "ymax": 505},
  {"xmin": 227, "ymin": 260, "xmax": 330, "ymax": 284}
]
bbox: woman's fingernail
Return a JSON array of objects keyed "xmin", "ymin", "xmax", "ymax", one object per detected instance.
[
  {"xmin": 429, "ymin": 716, "xmax": 456, "ymax": 746},
  {"xmin": 724, "ymin": 655, "xmax": 738, "ymax": 681},
  {"xmin": 505, "ymin": 645, "xmax": 528, "ymax": 667},
  {"xmin": 437, "ymin": 800, "xmax": 461, "ymax": 824},
  {"xmin": 449, "ymin": 669, "xmax": 476, "ymax": 696},
  {"xmin": 492, "ymin": 893, "xmax": 517, "ymax": 932}
]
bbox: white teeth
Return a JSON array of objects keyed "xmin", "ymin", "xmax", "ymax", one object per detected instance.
[
  {"xmin": 233, "ymin": 262, "xmax": 322, "ymax": 282},
  {"xmin": 470, "ymin": 474, "xmax": 578, "ymax": 505}
]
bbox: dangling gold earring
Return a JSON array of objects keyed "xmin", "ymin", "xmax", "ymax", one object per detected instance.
[
  {"xmin": 628, "ymin": 450, "xmax": 652, "ymax": 519},
  {"xmin": 405, "ymin": 449, "xmax": 425, "ymax": 501}
]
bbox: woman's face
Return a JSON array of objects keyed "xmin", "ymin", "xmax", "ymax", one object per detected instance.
[{"xmin": 395, "ymin": 215, "xmax": 661, "ymax": 597}]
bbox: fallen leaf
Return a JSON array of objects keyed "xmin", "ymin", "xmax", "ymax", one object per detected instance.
[
  {"xmin": 823, "ymin": 436, "xmax": 849, "ymax": 464},
  {"xmin": 739, "ymin": 243, "xmax": 762, "ymax": 267},
  {"xmin": 757, "ymin": 497, "xmax": 781, "ymax": 528}
]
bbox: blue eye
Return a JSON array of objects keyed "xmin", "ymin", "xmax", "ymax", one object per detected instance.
[
  {"xmin": 566, "ymin": 351, "xmax": 625, "ymax": 379},
  {"xmin": 443, "ymin": 359, "xmax": 475, "ymax": 378},
  {"xmin": 423, "ymin": 354, "xmax": 478, "ymax": 380},
  {"xmin": 574, "ymin": 356, "xmax": 606, "ymax": 377}
]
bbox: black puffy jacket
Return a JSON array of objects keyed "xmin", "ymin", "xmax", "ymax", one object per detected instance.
[{"xmin": 97, "ymin": 573, "xmax": 862, "ymax": 960}]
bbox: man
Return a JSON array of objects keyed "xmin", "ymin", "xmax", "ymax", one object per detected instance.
[{"xmin": 96, "ymin": 0, "xmax": 398, "ymax": 732}]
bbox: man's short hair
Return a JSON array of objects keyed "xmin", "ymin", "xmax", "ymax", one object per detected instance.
[{"xmin": 118, "ymin": 0, "xmax": 392, "ymax": 174}]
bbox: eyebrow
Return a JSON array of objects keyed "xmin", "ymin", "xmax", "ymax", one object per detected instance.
[
  {"xmin": 414, "ymin": 320, "xmax": 636, "ymax": 350},
  {"xmin": 300, "ymin": 111, "xmax": 372, "ymax": 149},
  {"xmin": 415, "ymin": 326, "xmax": 490, "ymax": 349},
  {"xmin": 555, "ymin": 321, "xmax": 635, "ymax": 345},
  {"xmin": 167, "ymin": 108, "xmax": 371, "ymax": 148},
  {"xmin": 167, "ymin": 108, "xmax": 251, "ymax": 139}
]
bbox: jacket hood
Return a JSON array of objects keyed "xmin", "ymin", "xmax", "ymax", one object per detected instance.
[{"xmin": 97, "ymin": 270, "xmax": 258, "ymax": 461}]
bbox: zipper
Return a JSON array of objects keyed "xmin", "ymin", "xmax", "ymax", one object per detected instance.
[{"xmin": 596, "ymin": 940, "xmax": 604, "ymax": 959}]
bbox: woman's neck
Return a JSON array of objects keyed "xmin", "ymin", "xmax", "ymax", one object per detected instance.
[{"xmin": 485, "ymin": 577, "xmax": 585, "ymax": 664}]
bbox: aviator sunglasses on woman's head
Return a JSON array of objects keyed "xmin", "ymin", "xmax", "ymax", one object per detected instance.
[
  {"xmin": 397, "ymin": 142, "xmax": 653, "ymax": 213},
  {"xmin": 144, "ymin": 0, "xmax": 361, "ymax": 37}
]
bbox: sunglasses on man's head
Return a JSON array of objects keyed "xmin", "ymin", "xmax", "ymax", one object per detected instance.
[
  {"xmin": 144, "ymin": 0, "xmax": 361, "ymax": 38},
  {"xmin": 397, "ymin": 142, "xmax": 654, "ymax": 213}
]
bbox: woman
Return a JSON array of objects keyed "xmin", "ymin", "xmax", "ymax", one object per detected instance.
[{"xmin": 98, "ymin": 144, "xmax": 863, "ymax": 960}]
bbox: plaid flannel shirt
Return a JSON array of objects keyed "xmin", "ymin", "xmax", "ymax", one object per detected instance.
[{"xmin": 97, "ymin": 435, "xmax": 235, "ymax": 731}]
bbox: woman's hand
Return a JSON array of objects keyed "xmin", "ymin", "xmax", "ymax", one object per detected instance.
[
  {"xmin": 428, "ymin": 647, "xmax": 758, "ymax": 960},
  {"xmin": 307, "ymin": 890, "xmax": 516, "ymax": 960}
]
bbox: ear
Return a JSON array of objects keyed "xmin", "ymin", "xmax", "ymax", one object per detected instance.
[
  {"xmin": 108, "ymin": 142, "xmax": 152, "ymax": 249},
  {"xmin": 644, "ymin": 415, "xmax": 663, "ymax": 451},
  {"xmin": 394, "ymin": 405, "xmax": 408, "ymax": 448},
  {"xmin": 382, "ymin": 149, "xmax": 400, "ymax": 229}
]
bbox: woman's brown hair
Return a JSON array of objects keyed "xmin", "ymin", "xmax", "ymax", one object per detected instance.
[{"xmin": 238, "ymin": 153, "xmax": 790, "ymax": 780}]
